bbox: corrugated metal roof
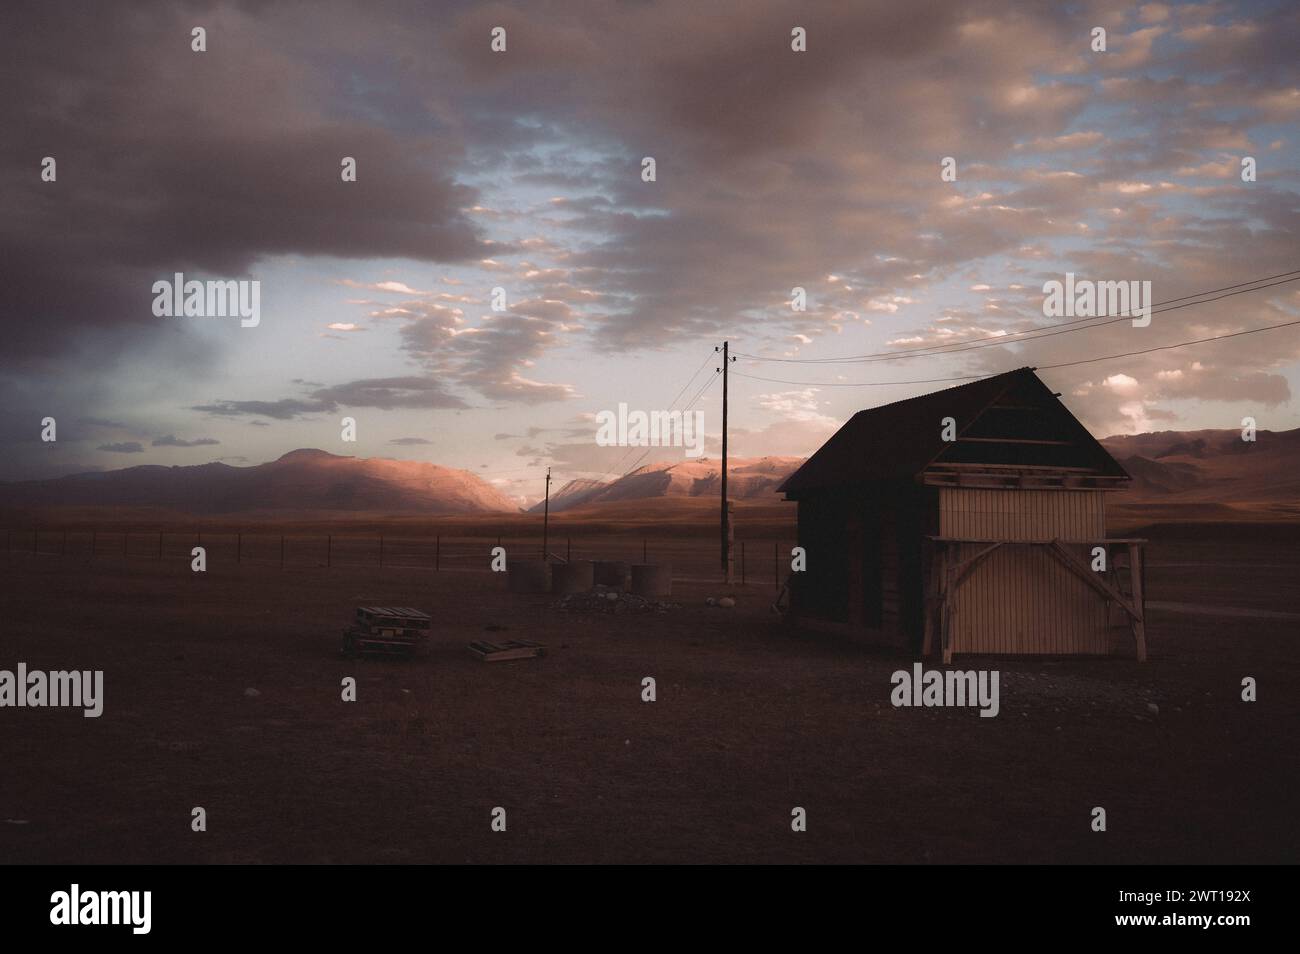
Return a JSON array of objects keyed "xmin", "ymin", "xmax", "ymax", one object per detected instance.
[{"xmin": 778, "ymin": 367, "xmax": 1126, "ymax": 494}]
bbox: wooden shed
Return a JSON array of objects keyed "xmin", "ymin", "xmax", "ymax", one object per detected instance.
[{"xmin": 778, "ymin": 367, "xmax": 1146, "ymax": 661}]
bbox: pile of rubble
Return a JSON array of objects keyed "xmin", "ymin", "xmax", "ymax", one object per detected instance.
[{"xmin": 554, "ymin": 585, "xmax": 677, "ymax": 615}]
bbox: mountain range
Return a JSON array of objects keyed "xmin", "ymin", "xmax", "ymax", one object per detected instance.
[
  {"xmin": 1, "ymin": 428, "xmax": 1298, "ymax": 516},
  {"xmin": 0, "ymin": 449, "xmax": 519, "ymax": 514}
]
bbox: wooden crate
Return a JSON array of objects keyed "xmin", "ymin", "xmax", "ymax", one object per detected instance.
[
  {"xmin": 342, "ymin": 625, "xmax": 424, "ymax": 658},
  {"xmin": 355, "ymin": 605, "xmax": 431, "ymax": 633},
  {"xmin": 466, "ymin": 639, "xmax": 547, "ymax": 662}
]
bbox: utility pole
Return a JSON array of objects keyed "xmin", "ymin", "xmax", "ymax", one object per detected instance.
[
  {"xmin": 542, "ymin": 467, "xmax": 552, "ymax": 560},
  {"xmin": 717, "ymin": 341, "xmax": 735, "ymax": 582}
]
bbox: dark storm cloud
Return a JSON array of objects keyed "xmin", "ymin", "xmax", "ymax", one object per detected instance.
[
  {"xmin": 389, "ymin": 436, "xmax": 433, "ymax": 445},
  {"xmin": 1, "ymin": 1, "xmax": 490, "ymax": 366}
]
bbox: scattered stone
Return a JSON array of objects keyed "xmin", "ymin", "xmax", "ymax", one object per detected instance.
[
  {"xmin": 555, "ymin": 589, "xmax": 678, "ymax": 615},
  {"xmin": 243, "ymin": 687, "xmax": 261, "ymax": 698},
  {"xmin": 718, "ymin": 597, "xmax": 736, "ymax": 609},
  {"xmin": 1146, "ymin": 702, "xmax": 1160, "ymax": 715}
]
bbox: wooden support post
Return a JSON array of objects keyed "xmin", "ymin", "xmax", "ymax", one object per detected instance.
[
  {"xmin": 379, "ymin": 534, "xmax": 384, "ymax": 567},
  {"xmin": 643, "ymin": 538, "xmax": 647, "ymax": 562},
  {"xmin": 567, "ymin": 536, "xmax": 571, "ymax": 562},
  {"xmin": 158, "ymin": 531, "xmax": 163, "ymax": 561},
  {"xmin": 740, "ymin": 541, "xmax": 746, "ymax": 585},
  {"xmin": 1129, "ymin": 543, "xmax": 1147, "ymax": 662},
  {"xmin": 236, "ymin": 532, "xmax": 241, "ymax": 564},
  {"xmin": 91, "ymin": 530, "xmax": 96, "ymax": 558},
  {"xmin": 941, "ymin": 561, "xmax": 954, "ymax": 666},
  {"xmin": 938, "ymin": 542, "xmax": 1003, "ymax": 664},
  {"xmin": 774, "ymin": 540, "xmax": 779, "ymax": 589},
  {"xmin": 62, "ymin": 529, "xmax": 67, "ymax": 558},
  {"xmin": 280, "ymin": 534, "xmax": 285, "ymax": 569},
  {"xmin": 922, "ymin": 542, "xmax": 942, "ymax": 658},
  {"xmin": 435, "ymin": 535, "xmax": 441, "ymax": 571},
  {"xmin": 327, "ymin": 535, "xmax": 332, "ymax": 568}
]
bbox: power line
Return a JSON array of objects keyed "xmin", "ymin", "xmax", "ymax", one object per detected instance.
[
  {"xmin": 597, "ymin": 346, "xmax": 719, "ymax": 480},
  {"xmin": 731, "ymin": 316, "xmax": 1300, "ymax": 388},
  {"xmin": 620, "ymin": 368, "xmax": 720, "ymax": 477},
  {"xmin": 1040, "ymin": 317, "xmax": 1300, "ymax": 371},
  {"xmin": 730, "ymin": 270, "xmax": 1300, "ymax": 364},
  {"xmin": 667, "ymin": 349, "xmax": 718, "ymax": 408},
  {"xmin": 682, "ymin": 366, "xmax": 721, "ymax": 413}
]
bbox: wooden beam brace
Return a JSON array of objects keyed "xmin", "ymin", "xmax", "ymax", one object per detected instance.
[{"xmin": 1045, "ymin": 540, "xmax": 1139, "ymax": 621}]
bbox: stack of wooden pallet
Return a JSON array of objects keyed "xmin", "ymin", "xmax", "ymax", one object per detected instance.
[{"xmin": 342, "ymin": 606, "xmax": 432, "ymax": 658}]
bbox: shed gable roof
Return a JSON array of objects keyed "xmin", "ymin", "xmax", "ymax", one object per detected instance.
[{"xmin": 778, "ymin": 367, "xmax": 1128, "ymax": 495}]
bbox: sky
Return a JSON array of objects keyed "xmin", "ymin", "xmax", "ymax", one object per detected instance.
[{"xmin": 2, "ymin": 0, "xmax": 1298, "ymax": 503}]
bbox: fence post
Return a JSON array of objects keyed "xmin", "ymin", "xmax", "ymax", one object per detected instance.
[
  {"xmin": 236, "ymin": 532, "xmax": 241, "ymax": 564},
  {"xmin": 643, "ymin": 538, "xmax": 647, "ymax": 562},
  {"xmin": 435, "ymin": 535, "xmax": 441, "ymax": 571},
  {"xmin": 33, "ymin": 528, "xmax": 38, "ymax": 555},
  {"xmin": 567, "ymin": 536, "xmax": 571, "ymax": 561},
  {"xmin": 91, "ymin": 530, "xmax": 96, "ymax": 558},
  {"xmin": 62, "ymin": 529, "xmax": 67, "ymax": 558},
  {"xmin": 741, "ymin": 541, "xmax": 746, "ymax": 585},
  {"xmin": 123, "ymin": 530, "xmax": 128, "ymax": 558},
  {"xmin": 774, "ymin": 541, "xmax": 779, "ymax": 588},
  {"xmin": 379, "ymin": 534, "xmax": 384, "ymax": 567},
  {"xmin": 158, "ymin": 530, "xmax": 163, "ymax": 561},
  {"xmin": 327, "ymin": 534, "xmax": 332, "ymax": 568},
  {"xmin": 280, "ymin": 535, "xmax": 285, "ymax": 569}
]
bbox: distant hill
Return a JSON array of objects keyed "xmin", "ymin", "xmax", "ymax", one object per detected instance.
[
  {"xmin": 1100, "ymin": 428, "xmax": 1300, "ymax": 503},
  {"xmin": 528, "ymin": 456, "xmax": 804, "ymax": 513},
  {"xmin": 0, "ymin": 449, "xmax": 520, "ymax": 514}
]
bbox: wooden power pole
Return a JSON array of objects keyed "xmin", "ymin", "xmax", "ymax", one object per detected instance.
[
  {"xmin": 542, "ymin": 467, "xmax": 552, "ymax": 559},
  {"xmin": 718, "ymin": 341, "xmax": 734, "ymax": 582}
]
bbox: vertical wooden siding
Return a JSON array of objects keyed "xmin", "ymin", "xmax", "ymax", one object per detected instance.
[{"xmin": 939, "ymin": 489, "xmax": 1112, "ymax": 655}]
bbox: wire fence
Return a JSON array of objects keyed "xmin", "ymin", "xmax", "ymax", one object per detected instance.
[{"xmin": 4, "ymin": 528, "xmax": 797, "ymax": 586}]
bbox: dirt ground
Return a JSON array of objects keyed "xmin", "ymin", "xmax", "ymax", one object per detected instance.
[{"xmin": 1, "ymin": 527, "xmax": 1297, "ymax": 864}]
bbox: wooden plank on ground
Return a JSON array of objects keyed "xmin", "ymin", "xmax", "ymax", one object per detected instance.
[{"xmin": 467, "ymin": 639, "xmax": 546, "ymax": 662}]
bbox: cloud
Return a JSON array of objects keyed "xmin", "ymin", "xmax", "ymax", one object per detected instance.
[
  {"xmin": 194, "ymin": 376, "xmax": 469, "ymax": 419},
  {"xmin": 389, "ymin": 437, "xmax": 433, "ymax": 446},
  {"xmin": 0, "ymin": 2, "xmax": 490, "ymax": 376},
  {"xmin": 152, "ymin": 435, "xmax": 221, "ymax": 447},
  {"xmin": 3, "ymin": 0, "xmax": 1298, "ymax": 477},
  {"xmin": 96, "ymin": 442, "xmax": 144, "ymax": 454}
]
